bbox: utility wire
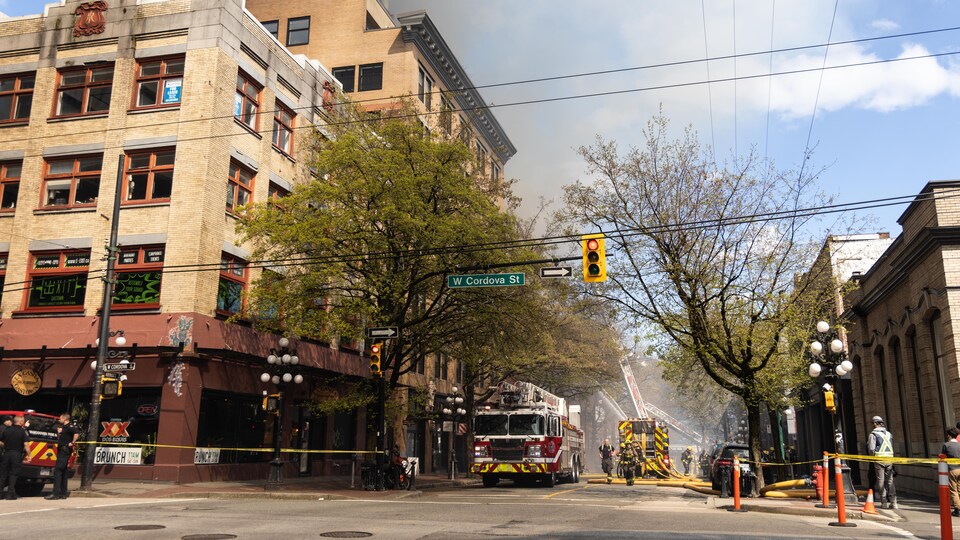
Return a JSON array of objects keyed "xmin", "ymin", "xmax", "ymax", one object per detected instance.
[{"xmin": 799, "ymin": 0, "xmax": 840, "ymax": 179}]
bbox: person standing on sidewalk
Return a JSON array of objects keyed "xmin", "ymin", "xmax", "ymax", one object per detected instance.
[
  {"xmin": 867, "ymin": 415, "xmax": 897, "ymax": 509},
  {"xmin": 0, "ymin": 415, "xmax": 31, "ymax": 500},
  {"xmin": 942, "ymin": 427, "xmax": 960, "ymax": 517},
  {"xmin": 46, "ymin": 413, "xmax": 78, "ymax": 500}
]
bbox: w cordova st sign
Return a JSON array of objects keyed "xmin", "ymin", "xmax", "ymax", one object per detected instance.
[{"xmin": 447, "ymin": 273, "xmax": 525, "ymax": 288}]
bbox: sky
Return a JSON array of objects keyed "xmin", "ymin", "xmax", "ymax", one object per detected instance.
[{"xmin": 4, "ymin": 0, "xmax": 960, "ymax": 238}]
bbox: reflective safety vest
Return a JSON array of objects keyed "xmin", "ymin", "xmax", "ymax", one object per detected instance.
[{"xmin": 873, "ymin": 430, "xmax": 894, "ymax": 457}]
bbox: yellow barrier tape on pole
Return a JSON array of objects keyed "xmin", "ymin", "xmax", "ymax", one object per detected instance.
[
  {"xmin": 76, "ymin": 440, "xmax": 381, "ymax": 455},
  {"xmin": 835, "ymin": 453, "xmax": 960, "ymax": 465}
]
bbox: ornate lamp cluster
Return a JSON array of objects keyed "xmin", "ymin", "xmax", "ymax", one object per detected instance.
[
  {"xmin": 260, "ymin": 337, "xmax": 303, "ymax": 385},
  {"xmin": 807, "ymin": 321, "xmax": 853, "ymax": 379}
]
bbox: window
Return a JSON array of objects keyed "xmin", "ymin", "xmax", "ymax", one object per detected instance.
[
  {"xmin": 434, "ymin": 352, "xmax": 449, "ymax": 380},
  {"xmin": 133, "ymin": 57, "xmax": 184, "ymax": 109},
  {"xmin": 53, "ymin": 65, "xmax": 113, "ymax": 117},
  {"xmin": 261, "ymin": 20, "xmax": 279, "ymax": 40},
  {"xmin": 217, "ymin": 254, "xmax": 247, "ymax": 315},
  {"xmin": 357, "ymin": 63, "xmax": 383, "ymax": 92},
  {"xmin": 492, "ymin": 163, "xmax": 501, "ymax": 185},
  {"xmin": 286, "ymin": 16, "xmax": 310, "ymax": 46},
  {"xmin": 930, "ymin": 312, "xmax": 954, "ymax": 433},
  {"xmin": 226, "ymin": 161, "xmax": 254, "ymax": 212},
  {"xmin": 272, "ymin": 104, "xmax": 295, "ymax": 155},
  {"xmin": 24, "ymin": 250, "xmax": 90, "ymax": 312},
  {"xmin": 906, "ymin": 329, "xmax": 930, "ymax": 455},
  {"xmin": 234, "ymin": 72, "xmax": 261, "ymax": 130},
  {"xmin": 332, "ymin": 66, "xmax": 355, "ymax": 93},
  {"xmin": 268, "ymin": 181, "xmax": 290, "ymax": 206},
  {"xmin": 0, "ymin": 161, "xmax": 20, "ymax": 211},
  {"xmin": 475, "ymin": 142, "xmax": 487, "ymax": 176},
  {"xmin": 891, "ymin": 338, "xmax": 911, "ymax": 455},
  {"xmin": 418, "ymin": 66, "xmax": 433, "ymax": 110},
  {"xmin": 42, "ymin": 155, "xmax": 102, "ymax": 208},
  {"xmin": 113, "ymin": 246, "xmax": 164, "ymax": 309},
  {"xmin": 124, "ymin": 149, "xmax": 174, "ymax": 203},
  {"xmin": 460, "ymin": 122, "xmax": 472, "ymax": 145},
  {"xmin": 439, "ymin": 97, "xmax": 452, "ymax": 134},
  {"xmin": 0, "ymin": 73, "xmax": 34, "ymax": 124},
  {"xmin": 198, "ymin": 391, "xmax": 267, "ymax": 463}
]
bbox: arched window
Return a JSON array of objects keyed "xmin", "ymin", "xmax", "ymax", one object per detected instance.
[
  {"xmin": 906, "ymin": 327, "xmax": 930, "ymax": 455},
  {"xmin": 890, "ymin": 337, "xmax": 911, "ymax": 456},
  {"xmin": 875, "ymin": 346, "xmax": 892, "ymax": 430},
  {"xmin": 929, "ymin": 311, "xmax": 954, "ymax": 433}
]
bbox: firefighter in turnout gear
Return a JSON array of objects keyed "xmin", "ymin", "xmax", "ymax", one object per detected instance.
[
  {"xmin": 681, "ymin": 446, "xmax": 694, "ymax": 475},
  {"xmin": 619, "ymin": 442, "xmax": 640, "ymax": 486},
  {"xmin": 599, "ymin": 438, "xmax": 616, "ymax": 484}
]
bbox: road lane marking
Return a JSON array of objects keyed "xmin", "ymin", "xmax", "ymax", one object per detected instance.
[
  {"xmin": 0, "ymin": 498, "xmax": 204, "ymax": 517},
  {"xmin": 543, "ymin": 485, "xmax": 589, "ymax": 499}
]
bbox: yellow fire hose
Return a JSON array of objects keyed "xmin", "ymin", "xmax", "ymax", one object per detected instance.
[{"xmin": 759, "ymin": 479, "xmax": 808, "ymax": 495}]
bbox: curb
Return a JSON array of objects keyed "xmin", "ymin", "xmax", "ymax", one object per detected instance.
[{"xmin": 708, "ymin": 496, "xmax": 899, "ymax": 523}]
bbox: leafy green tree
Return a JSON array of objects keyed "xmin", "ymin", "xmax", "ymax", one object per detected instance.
[
  {"xmin": 239, "ymin": 102, "xmax": 529, "ymax": 390},
  {"xmin": 558, "ymin": 114, "xmax": 837, "ymax": 488}
]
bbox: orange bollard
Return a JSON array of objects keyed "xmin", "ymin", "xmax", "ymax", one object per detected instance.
[
  {"xmin": 816, "ymin": 452, "xmax": 833, "ymax": 508},
  {"xmin": 829, "ymin": 456, "xmax": 856, "ymax": 528},
  {"xmin": 727, "ymin": 454, "xmax": 747, "ymax": 512},
  {"xmin": 939, "ymin": 454, "xmax": 953, "ymax": 540}
]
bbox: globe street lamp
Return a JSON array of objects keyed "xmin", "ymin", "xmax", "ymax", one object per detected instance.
[
  {"xmin": 442, "ymin": 386, "xmax": 466, "ymax": 480},
  {"xmin": 808, "ymin": 320, "xmax": 857, "ymax": 503},
  {"xmin": 261, "ymin": 337, "xmax": 302, "ymax": 489}
]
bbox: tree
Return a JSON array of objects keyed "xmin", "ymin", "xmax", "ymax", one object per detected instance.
[{"xmin": 558, "ymin": 114, "xmax": 836, "ymax": 488}]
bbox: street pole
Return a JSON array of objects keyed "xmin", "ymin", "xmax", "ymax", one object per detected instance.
[
  {"xmin": 267, "ymin": 391, "xmax": 284, "ymax": 488},
  {"xmin": 80, "ymin": 155, "xmax": 123, "ymax": 491},
  {"xmin": 376, "ymin": 374, "xmax": 385, "ymax": 490}
]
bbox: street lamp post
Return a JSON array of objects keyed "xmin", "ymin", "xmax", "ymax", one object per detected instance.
[
  {"xmin": 442, "ymin": 386, "xmax": 466, "ymax": 480},
  {"xmin": 807, "ymin": 320, "xmax": 858, "ymax": 503},
  {"xmin": 261, "ymin": 337, "xmax": 303, "ymax": 490}
]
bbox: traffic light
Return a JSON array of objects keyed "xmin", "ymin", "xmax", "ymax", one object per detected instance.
[
  {"xmin": 582, "ymin": 233, "xmax": 606, "ymax": 282},
  {"xmin": 370, "ymin": 342, "xmax": 382, "ymax": 377},
  {"xmin": 101, "ymin": 375, "xmax": 122, "ymax": 399},
  {"xmin": 263, "ymin": 394, "xmax": 280, "ymax": 412},
  {"xmin": 823, "ymin": 389, "xmax": 836, "ymax": 413}
]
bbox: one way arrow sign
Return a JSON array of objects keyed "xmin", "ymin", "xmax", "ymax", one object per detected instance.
[
  {"xmin": 539, "ymin": 266, "xmax": 572, "ymax": 278},
  {"xmin": 366, "ymin": 327, "xmax": 399, "ymax": 339}
]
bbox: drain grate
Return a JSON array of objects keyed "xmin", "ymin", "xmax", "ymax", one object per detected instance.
[
  {"xmin": 115, "ymin": 525, "xmax": 167, "ymax": 531},
  {"xmin": 181, "ymin": 535, "xmax": 238, "ymax": 540},
  {"xmin": 319, "ymin": 533, "xmax": 373, "ymax": 538}
]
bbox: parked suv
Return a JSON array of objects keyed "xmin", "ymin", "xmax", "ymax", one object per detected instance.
[
  {"xmin": 0, "ymin": 410, "xmax": 78, "ymax": 497},
  {"xmin": 709, "ymin": 443, "xmax": 750, "ymax": 492}
]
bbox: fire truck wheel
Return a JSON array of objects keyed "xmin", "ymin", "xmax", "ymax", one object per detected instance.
[
  {"xmin": 15, "ymin": 482, "xmax": 43, "ymax": 497},
  {"xmin": 542, "ymin": 472, "xmax": 557, "ymax": 488},
  {"xmin": 573, "ymin": 462, "xmax": 581, "ymax": 483},
  {"xmin": 482, "ymin": 475, "xmax": 499, "ymax": 488}
]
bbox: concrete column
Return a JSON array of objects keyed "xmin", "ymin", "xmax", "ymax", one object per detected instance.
[{"xmin": 153, "ymin": 354, "xmax": 203, "ymax": 483}]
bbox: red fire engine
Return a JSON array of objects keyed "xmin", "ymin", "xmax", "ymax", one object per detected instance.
[
  {"xmin": 471, "ymin": 381, "xmax": 584, "ymax": 487},
  {"xmin": 0, "ymin": 410, "xmax": 78, "ymax": 497}
]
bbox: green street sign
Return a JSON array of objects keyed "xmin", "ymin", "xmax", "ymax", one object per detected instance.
[{"xmin": 447, "ymin": 273, "xmax": 526, "ymax": 288}]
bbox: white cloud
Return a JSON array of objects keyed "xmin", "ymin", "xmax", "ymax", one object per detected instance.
[{"xmin": 871, "ymin": 19, "xmax": 899, "ymax": 31}]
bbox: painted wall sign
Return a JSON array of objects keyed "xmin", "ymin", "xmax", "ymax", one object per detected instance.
[{"xmin": 100, "ymin": 420, "xmax": 131, "ymax": 442}]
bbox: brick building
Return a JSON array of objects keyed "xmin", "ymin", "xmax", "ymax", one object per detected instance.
[
  {"xmin": 243, "ymin": 0, "xmax": 517, "ymax": 474},
  {"xmin": 843, "ymin": 180, "xmax": 960, "ymax": 496},
  {"xmin": 0, "ymin": 0, "xmax": 373, "ymax": 483}
]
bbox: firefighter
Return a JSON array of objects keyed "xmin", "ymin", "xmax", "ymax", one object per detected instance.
[
  {"xmin": 619, "ymin": 442, "xmax": 639, "ymax": 486},
  {"xmin": 681, "ymin": 446, "xmax": 694, "ymax": 475},
  {"xmin": 599, "ymin": 438, "xmax": 616, "ymax": 484}
]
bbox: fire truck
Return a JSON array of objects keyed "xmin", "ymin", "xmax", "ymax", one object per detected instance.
[
  {"xmin": 471, "ymin": 381, "xmax": 584, "ymax": 488},
  {"xmin": 618, "ymin": 417, "xmax": 670, "ymax": 478},
  {"xmin": 0, "ymin": 410, "xmax": 78, "ymax": 497}
]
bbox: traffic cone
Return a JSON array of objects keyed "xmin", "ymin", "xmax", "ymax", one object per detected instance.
[{"xmin": 862, "ymin": 489, "xmax": 878, "ymax": 514}]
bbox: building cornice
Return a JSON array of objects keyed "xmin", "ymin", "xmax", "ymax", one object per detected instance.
[{"xmin": 396, "ymin": 11, "xmax": 516, "ymax": 164}]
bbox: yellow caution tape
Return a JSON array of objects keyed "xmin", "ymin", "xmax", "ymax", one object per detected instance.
[{"xmin": 75, "ymin": 440, "xmax": 381, "ymax": 455}]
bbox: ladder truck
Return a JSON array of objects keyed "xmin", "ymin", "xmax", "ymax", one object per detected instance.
[{"xmin": 471, "ymin": 381, "xmax": 584, "ymax": 488}]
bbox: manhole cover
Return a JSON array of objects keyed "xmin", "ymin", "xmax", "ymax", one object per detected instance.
[
  {"xmin": 182, "ymin": 535, "xmax": 238, "ymax": 540},
  {"xmin": 319, "ymin": 533, "xmax": 373, "ymax": 538},
  {"xmin": 115, "ymin": 525, "xmax": 167, "ymax": 531}
]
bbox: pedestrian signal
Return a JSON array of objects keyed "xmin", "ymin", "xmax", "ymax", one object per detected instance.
[
  {"xmin": 823, "ymin": 389, "xmax": 836, "ymax": 413},
  {"xmin": 582, "ymin": 234, "xmax": 606, "ymax": 282},
  {"xmin": 101, "ymin": 375, "xmax": 122, "ymax": 399},
  {"xmin": 370, "ymin": 342, "xmax": 382, "ymax": 377}
]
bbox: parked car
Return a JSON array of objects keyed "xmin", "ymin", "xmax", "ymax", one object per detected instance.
[{"xmin": 709, "ymin": 443, "xmax": 750, "ymax": 491}]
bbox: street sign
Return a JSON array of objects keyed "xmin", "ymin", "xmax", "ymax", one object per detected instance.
[
  {"xmin": 447, "ymin": 273, "xmax": 525, "ymax": 288},
  {"xmin": 103, "ymin": 362, "xmax": 136, "ymax": 371},
  {"xmin": 366, "ymin": 327, "xmax": 399, "ymax": 339},
  {"xmin": 539, "ymin": 266, "xmax": 572, "ymax": 278}
]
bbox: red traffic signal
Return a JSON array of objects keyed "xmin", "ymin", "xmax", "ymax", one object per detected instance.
[{"xmin": 582, "ymin": 234, "xmax": 606, "ymax": 282}]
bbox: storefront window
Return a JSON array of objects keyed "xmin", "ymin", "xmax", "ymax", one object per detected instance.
[
  {"xmin": 197, "ymin": 390, "xmax": 267, "ymax": 464},
  {"xmin": 97, "ymin": 390, "xmax": 162, "ymax": 465}
]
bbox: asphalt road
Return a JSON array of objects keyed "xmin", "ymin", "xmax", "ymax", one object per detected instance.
[{"xmin": 0, "ymin": 481, "xmax": 939, "ymax": 539}]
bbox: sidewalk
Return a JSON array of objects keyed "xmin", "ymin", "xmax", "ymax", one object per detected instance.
[{"xmin": 67, "ymin": 472, "xmax": 478, "ymax": 500}]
